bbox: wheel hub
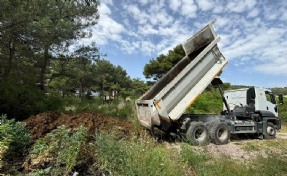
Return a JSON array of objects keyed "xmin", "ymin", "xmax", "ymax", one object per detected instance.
[{"xmin": 267, "ymin": 126, "xmax": 275, "ymax": 135}]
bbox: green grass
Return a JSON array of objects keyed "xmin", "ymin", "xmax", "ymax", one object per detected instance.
[
  {"xmin": 281, "ymin": 123, "xmax": 287, "ymax": 133},
  {"xmin": 29, "ymin": 125, "xmax": 88, "ymax": 176},
  {"xmin": 94, "ymin": 133, "xmax": 189, "ymax": 176},
  {"xmin": 63, "ymin": 97, "xmax": 135, "ymax": 119},
  {"xmin": 180, "ymin": 143, "xmax": 287, "ymax": 176}
]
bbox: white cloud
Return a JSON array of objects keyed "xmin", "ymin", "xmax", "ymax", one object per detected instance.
[
  {"xmin": 196, "ymin": 0, "xmax": 214, "ymax": 11},
  {"xmin": 181, "ymin": 0, "xmax": 198, "ymax": 18},
  {"xmin": 123, "ymin": 4, "xmax": 149, "ymax": 25},
  {"xmin": 222, "ymin": 25, "xmax": 287, "ymax": 75},
  {"xmin": 226, "ymin": 0, "xmax": 257, "ymax": 13},
  {"xmin": 247, "ymin": 8, "xmax": 259, "ymax": 18},
  {"xmin": 80, "ymin": 0, "xmax": 287, "ymax": 80},
  {"xmin": 101, "ymin": 0, "xmax": 113, "ymax": 5},
  {"xmin": 138, "ymin": 24, "xmax": 158, "ymax": 35},
  {"xmin": 169, "ymin": 0, "xmax": 182, "ymax": 11},
  {"xmin": 256, "ymin": 63, "xmax": 287, "ymax": 75},
  {"xmin": 81, "ymin": 3, "xmax": 125, "ymax": 46},
  {"xmin": 99, "ymin": 3, "xmax": 111, "ymax": 15},
  {"xmin": 138, "ymin": 0, "xmax": 149, "ymax": 6}
]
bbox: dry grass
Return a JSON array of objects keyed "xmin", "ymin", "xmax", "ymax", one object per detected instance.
[
  {"xmin": 242, "ymin": 138, "xmax": 287, "ymax": 154},
  {"xmin": 280, "ymin": 122, "xmax": 287, "ymax": 133}
]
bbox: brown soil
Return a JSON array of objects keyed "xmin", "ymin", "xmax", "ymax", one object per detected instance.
[{"xmin": 24, "ymin": 112, "xmax": 135, "ymax": 140}]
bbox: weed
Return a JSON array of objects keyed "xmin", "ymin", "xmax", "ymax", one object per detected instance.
[
  {"xmin": 0, "ymin": 115, "xmax": 31, "ymax": 168},
  {"xmin": 94, "ymin": 133, "xmax": 187, "ymax": 176},
  {"xmin": 30, "ymin": 125, "xmax": 87, "ymax": 175},
  {"xmin": 181, "ymin": 143, "xmax": 209, "ymax": 167},
  {"xmin": 252, "ymin": 155, "xmax": 287, "ymax": 176},
  {"xmin": 75, "ymin": 98, "xmax": 135, "ymax": 119}
]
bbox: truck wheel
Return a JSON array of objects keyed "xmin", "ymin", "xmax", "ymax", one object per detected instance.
[
  {"xmin": 264, "ymin": 122, "xmax": 276, "ymax": 139},
  {"xmin": 205, "ymin": 119, "xmax": 218, "ymax": 129},
  {"xmin": 210, "ymin": 122, "xmax": 230, "ymax": 145},
  {"xmin": 186, "ymin": 122, "xmax": 209, "ymax": 145}
]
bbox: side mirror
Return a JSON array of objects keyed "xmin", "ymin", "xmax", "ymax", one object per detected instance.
[{"xmin": 279, "ymin": 94, "xmax": 284, "ymax": 104}]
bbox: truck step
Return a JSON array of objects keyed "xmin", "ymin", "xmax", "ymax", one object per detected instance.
[
  {"xmin": 234, "ymin": 121, "xmax": 255, "ymax": 127},
  {"xmin": 232, "ymin": 130, "xmax": 256, "ymax": 134}
]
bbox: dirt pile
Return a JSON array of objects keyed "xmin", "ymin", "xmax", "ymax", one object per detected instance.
[{"xmin": 24, "ymin": 112, "xmax": 135, "ymax": 140}]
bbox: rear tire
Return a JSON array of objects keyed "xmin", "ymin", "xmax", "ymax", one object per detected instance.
[
  {"xmin": 186, "ymin": 122, "xmax": 209, "ymax": 145},
  {"xmin": 209, "ymin": 122, "xmax": 230, "ymax": 145},
  {"xmin": 205, "ymin": 119, "xmax": 218, "ymax": 129},
  {"xmin": 264, "ymin": 122, "xmax": 276, "ymax": 139}
]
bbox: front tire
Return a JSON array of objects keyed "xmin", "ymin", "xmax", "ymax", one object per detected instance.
[
  {"xmin": 264, "ymin": 122, "xmax": 276, "ymax": 139},
  {"xmin": 209, "ymin": 122, "xmax": 230, "ymax": 145},
  {"xmin": 186, "ymin": 122, "xmax": 209, "ymax": 145}
]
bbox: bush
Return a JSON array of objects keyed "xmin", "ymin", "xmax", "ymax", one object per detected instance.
[
  {"xmin": 0, "ymin": 115, "xmax": 31, "ymax": 168},
  {"xmin": 0, "ymin": 80, "xmax": 64, "ymax": 120},
  {"xmin": 30, "ymin": 125, "xmax": 88, "ymax": 175},
  {"xmin": 278, "ymin": 97, "xmax": 287, "ymax": 122},
  {"xmin": 75, "ymin": 98, "xmax": 135, "ymax": 119},
  {"xmin": 94, "ymin": 133, "xmax": 187, "ymax": 176},
  {"xmin": 186, "ymin": 89, "xmax": 222, "ymax": 114}
]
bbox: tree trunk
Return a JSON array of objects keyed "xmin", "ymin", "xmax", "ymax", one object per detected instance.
[
  {"xmin": 3, "ymin": 38, "xmax": 15, "ymax": 78},
  {"xmin": 39, "ymin": 46, "xmax": 49, "ymax": 91},
  {"xmin": 79, "ymin": 78, "xmax": 83, "ymax": 101}
]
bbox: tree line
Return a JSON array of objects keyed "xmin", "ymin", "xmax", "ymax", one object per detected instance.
[{"xmin": 0, "ymin": 0, "xmax": 148, "ymax": 119}]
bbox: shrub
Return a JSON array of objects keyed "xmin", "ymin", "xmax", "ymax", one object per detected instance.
[
  {"xmin": 278, "ymin": 97, "xmax": 287, "ymax": 122},
  {"xmin": 30, "ymin": 125, "xmax": 88, "ymax": 175},
  {"xmin": 0, "ymin": 115, "xmax": 31, "ymax": 168},
  {"xmin": 75, "ymin": 98, "xmax": 135, "ymax": 119},
  {"xmin": 0, "ymin": 80, "xmax": 64, "ymax": 120},
  {"xmin": 186, "ymin": 89, "xmax": 222, "ymax": 114}
]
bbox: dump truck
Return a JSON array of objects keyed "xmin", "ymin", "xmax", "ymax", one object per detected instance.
[{"xmin": 135, "ymin": 20, "xmax": 281, "ymax": 145}]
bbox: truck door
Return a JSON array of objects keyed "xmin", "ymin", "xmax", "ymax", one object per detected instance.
[
  {"xmin": 264, "ymin": 90, "xmax": 278, "ymax": 116},
  {"xmin": 254, "ymin": 88, "xmax": 278, "ymax": 117}
]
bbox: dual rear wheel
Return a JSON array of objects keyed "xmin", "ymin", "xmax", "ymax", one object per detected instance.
[{"xmin": 185, "ymin": 121, "xmax": 230, "ymax": 145}]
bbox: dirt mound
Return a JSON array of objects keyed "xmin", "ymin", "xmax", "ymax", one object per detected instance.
[{"xmin": 24, "ymin": 112, "xmax": 134, "ymax": 140}]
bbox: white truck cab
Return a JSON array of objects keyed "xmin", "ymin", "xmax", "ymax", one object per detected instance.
[{"xmin": 224, "ymin": 87, "xmax": 278, "ymax": 117}]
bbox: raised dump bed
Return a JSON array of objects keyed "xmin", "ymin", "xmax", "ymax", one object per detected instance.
[{"xmin": 136, "ymin": 20, "xmax": 228, "ymax": 130}]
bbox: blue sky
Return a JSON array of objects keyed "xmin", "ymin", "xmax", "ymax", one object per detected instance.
[{"xmin": 81, "ymin": 0, "xmax": 287, "ymax": 88}]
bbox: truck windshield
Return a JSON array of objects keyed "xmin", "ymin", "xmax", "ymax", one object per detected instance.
[{"xmin": 265, "ymin": 91, "xmax": 276, "ymax": 104}]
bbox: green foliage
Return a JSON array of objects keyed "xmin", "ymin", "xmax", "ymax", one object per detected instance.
[
  {"xmin": 30, "ymin": 125, "xmax": 88, "ymax": 175},
  {"xmin": 180, "ymin": 142, "xmax": 287, "ymax": 176},
  {"xmin": 271, "ymin": 87, "xmax": 287, "ymax": 95},
  {"xmin": 75, "ymin": 98, "xmax": 135, "ymax": 119},
  {"xmin": 278, "ymin": 97, "xmax": 287, "ymax": 122},
  {"xmin": 28, "ymin": 167, "xmax": 51, "ymax": 176},
  {"xmin": 144, "ymin": 45, "xmax": 185, "ymax": 80},
  {"xmin": 252, "ymin": 155, "xmax": 287, "ymax": 175},
  {"xmin": 49, "ymin": 58, "xmax": 144, "ymax": 100},
  {"xmin": 94, "ymin": 133, "xmax": 187, "ymax": 176},
  {"xmin": 181, "ymin": 144, "xmax": 209, "ymax": 167},
  {"xmin": 0, "ymin": 115, "xmax": 31, "ymax": 168},
  {"xmin": 0, "ymin": 0, "xmax": 100, "ymax": 91},
  {"xmin": 129, "ymin": 78, "xmax": 150, "ymax": 99},
  {"xmin": 186, "ymin": 88, "xmax": 223, "ymax": 114},
  {"xmin": 0, "ymin": 80, "xmax": 64, "ymax": 119},
  {"xmin": 90, "ymin": 59, "xmax": 131, "ymax": 97}
]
